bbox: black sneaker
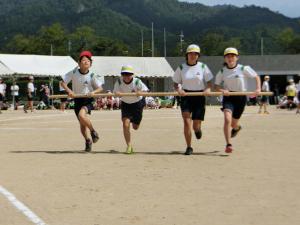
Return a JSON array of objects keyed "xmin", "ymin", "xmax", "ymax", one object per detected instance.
[
  {"xmin": 231, "ymin": 125, "xmax": 242, "ymax": 138},
  {"xmin": 195, "ymin": 129, "xmax": 202, "ymax": 140},
  {"xmin": 85, "ymin": 139, "xmax": 92, "ymax": 152},
  {"xmin": 91, "ymin": 130, "xmax": 99, "ymax": 143},
  {"xmin": 184, "ymin": 147, "xmax": 193, "ymax": 155}
]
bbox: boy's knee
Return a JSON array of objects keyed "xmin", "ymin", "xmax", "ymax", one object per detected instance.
[{"xmin": 132, "ymin": 124, "xmax": 139, "ymax": 130}]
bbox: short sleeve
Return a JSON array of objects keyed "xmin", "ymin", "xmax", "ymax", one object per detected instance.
[
  {"xmin": 243, "ymin": 66, "xmax": 258, "ymax": 78},
  {"xmin": 136, "ymin": 79, "xmax": 149, "ymax": 92},
  {"xmin": 214, "ymin": 71, "xmax": 223, "ymax": 86},
  {"xmin": 113, "ymin": 80, "xmax": 120, "ymax": 93},
  {"xmin": 62, "ymin": 70, "xmax": 74, "ymax": 85},
  {"xmin": 203, "ymin": 65, "xmax": 214, "ymax": 82},
  {"xmin": 172, "ymin": 67, "xmax": 182, "ymax": 84},
  {"xmin": 92, "ymin": 74, "xmax": 104, "ymax": 89}
]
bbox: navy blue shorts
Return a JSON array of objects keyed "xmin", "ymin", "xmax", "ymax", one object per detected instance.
[
  {"xmin": 298, "ymin": 91, "xmax": 300, "ymax": 101},
  {"xmin": 121, "ymin": 99, "xmax": 145, "ymax": 125},
  {"xmin": 180, "ymin": 90, "xmax": 206, "ymax": 121},
  {"xmin": 74, "ymin": 98, "xmax": 93, "ymax": 118},
  {"xmin": 222, "ymin": 96, "xmax": 247, "ymax": 119},
  {"xmin": 260, "ymin": 95, "xmax": 268, "ymax": 103}
]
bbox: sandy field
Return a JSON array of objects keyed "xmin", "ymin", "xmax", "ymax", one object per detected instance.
[{"xmin": 0, "ymin": 106, "xmax": 299, "ymax": 225}]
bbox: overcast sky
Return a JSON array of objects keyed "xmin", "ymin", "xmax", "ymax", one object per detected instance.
[{"xmin": 181, "ymin": 0, "xmax": 300, "ymax": 18}]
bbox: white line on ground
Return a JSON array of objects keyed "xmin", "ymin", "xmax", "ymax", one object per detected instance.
[{"xmin": 0, "ymin": 185, "xmax": 46, "ymax": 225}]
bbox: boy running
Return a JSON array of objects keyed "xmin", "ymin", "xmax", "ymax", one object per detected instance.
[{"xmin": 113, "ymin": 65, "xmax": 148, "ymax": 154}]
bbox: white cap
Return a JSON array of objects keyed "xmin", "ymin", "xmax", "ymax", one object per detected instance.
[
  {"xmin": 121, "ymin": 65, "xmax": 134, "ymax": 74},
  {"xmin": 186, "ymin": 44, "xmax": 201, "ymax": 54},
  {"xmin": 224, "ymin": 47, "xmax": 239, "ymax": 56}
]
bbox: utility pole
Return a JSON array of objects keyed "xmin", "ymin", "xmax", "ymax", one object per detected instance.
[
  {"xmin": 151, "ymin": 22, "xmax": 154, "ymax": 57},
  {"xmin": 179, "ymin": 31, "xmax": 184, "ymax": 54},
  {"xmin": 68, "ymin": 40, "xmax": 72, "ymax": 55},
  {"xmin": 50, "ymin": 44, "xmax": 53, "ymax": 56},
  {"xmin": 164, "ymin": 28, "xmax": 167, "ymax": 57},
  {"xmin": 141, "ymin": 29, "xmax": 144, "ymax": 57},
  {"xmin": 261, "ymin": 37, "xmax": 264, "ymax": 56}
]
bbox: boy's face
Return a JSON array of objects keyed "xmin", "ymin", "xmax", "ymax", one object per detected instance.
[
  {"xmin": 122, "ymin": 73, "xmax": 133, "ymax": 83},
  {"xmin": 79, "ymin": 56, "xmax": 92, "ymax": 70}
]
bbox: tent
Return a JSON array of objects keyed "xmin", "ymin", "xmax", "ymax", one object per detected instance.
[
  {"xmin": 0, "ymin": 61, "xmax": 14, "ymax": 76},
  {"xmin": 0, "ymin": 54, "xmax": 77, "ymax": 77},
  {"xmin": 91, "ymin": 57, "xmax": 174, "ymax": 91}
]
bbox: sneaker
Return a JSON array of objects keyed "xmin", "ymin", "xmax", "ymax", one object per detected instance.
[
  {"xmin": 225, "ymin": 144, "xmax": 233, "ymax": 153},
  {"xmin": 23, "ymin": 108, "xmax": 28, "ymax": 113},
  {"xmin": 194, "ymin": 129, "xmax": 202, "ymax": 140},
  {"xmin": 184, "ymin": 147, "xmax": 193, "ymax": 155},
  {"xmin": 91, "ymin": 130, "xmax": 99, "ymax": 143},
  {"xmin": 231, "ymin": 125, "xmax": 242, "ymax": 138},
  {"xmin": 125, "ymin": 145, "xmax": 134, "ymax": 154},
  {"xmin": 85, "ymin": 139, "xmax": 92, "ymax": 152}
]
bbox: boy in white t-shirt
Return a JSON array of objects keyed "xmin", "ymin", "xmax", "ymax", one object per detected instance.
[
  {"xmin": 24, "ymin": 76, "xmax": 35, "ymax": 113},
  {"xmin": 11, "ymin": 80, "xmax": 20, "ymax": 110},
  {"xmin": 60, "ymin": 51, "xmax": 104, "ymax": 152},
  {"xmin": 114, "ymin": 65, "xmax": 148, "ymax": 154}
]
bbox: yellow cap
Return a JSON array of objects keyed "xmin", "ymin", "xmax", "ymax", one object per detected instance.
[
  {"xmin": 121, "ymin": 65, "xmax": 134, "ymax": 74},
  {"xmin": 224, "ymin": 47, "xmax": 239, "ymax": 56},
  {"xmin": 186, "ymin": 44, "xmax": 201, "ymax": 54}
]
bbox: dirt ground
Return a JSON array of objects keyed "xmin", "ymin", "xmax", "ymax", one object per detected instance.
[{"xmin": 0, "ymin": 106, "xmax": 299, "ymax": 225}]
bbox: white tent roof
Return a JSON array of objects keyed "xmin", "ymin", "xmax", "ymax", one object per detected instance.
[
  {"xmin": 92, "ymin": 57, "xmax": 174, "ymax": 77},
  {"xmin": 0, "ymin": 61, "xmax": 14, "ymax": 76},
  {"xmin": 0, "ymin": 54, "xmax": 77, "ymax": 77}
]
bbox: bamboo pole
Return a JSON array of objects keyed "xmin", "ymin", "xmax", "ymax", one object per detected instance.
[{"xmin": 49, "ymin": 91, "xmax": 273, "ymax": 99}]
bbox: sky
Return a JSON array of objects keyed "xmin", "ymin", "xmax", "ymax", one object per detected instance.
[{"xmin": 181, "ymin": 0, "xmax": 300, "ymax": 18}]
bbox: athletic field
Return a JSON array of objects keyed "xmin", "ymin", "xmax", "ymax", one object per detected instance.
[{"xmin": 0, "ymin": 107, "xmax": 299, "ymax": 225}]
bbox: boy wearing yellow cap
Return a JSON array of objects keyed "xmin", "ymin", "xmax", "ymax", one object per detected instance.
[
  {"xmin": 173, "ymin": 44, "xmax": 213, "ymax": 155},
  {"xmin": 215, "ymin": 47, "xmax": 261, "ymax": 153},
  {"xmin": 113, "ymin": 65, "xmax": 148, "ymax": 154}
]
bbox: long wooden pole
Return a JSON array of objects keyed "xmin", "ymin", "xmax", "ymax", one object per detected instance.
[{"xmin": 49, "ymin": 92, "xmax": 273, "ymax": 99}]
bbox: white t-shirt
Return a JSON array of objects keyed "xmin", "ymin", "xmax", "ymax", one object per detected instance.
[
  {"xmin": 0, "ymin": 83, "xmax": 5, "ymax": 95},
  {"xmin": 215, "ymin": 64, "xmax": 258, "ymax": 92},
  {"xmin": 262, "ymin": 81, "xmax": 270, "ymax": 92},
  {"xmin": 173, "ymin": 62, "xmax": 213, "ymax": 91},
  {"xmin": 11, "ymin": 85, "xmax": 19, "ymax": 96},
  {"xmin": 113, "ymin": 77, "xmax": 148, "ymax": 104},
  {"xmin": 62, "ymin": 68, "xmax": 104, "ymax": 94},
  {"xmin": 296, "ymin": 83, "xmax": 300, "ymax": 92},
  {"xmin": 27, "ymin": 82, "xmax": 35, "ymax": 93}
]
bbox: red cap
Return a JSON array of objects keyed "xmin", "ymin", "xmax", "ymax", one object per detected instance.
[{"xmin": 79, "ymin": 51, "xmax": 92, "ymax": 59}]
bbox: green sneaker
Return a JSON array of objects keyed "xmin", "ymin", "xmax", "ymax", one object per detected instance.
[{"xmin": 125, "ymin": 146, "xmax": 134, "ymax": 154}]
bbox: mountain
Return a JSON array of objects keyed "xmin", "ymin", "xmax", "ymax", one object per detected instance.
[{"xmin": 0, "ymin": 0, "xmax": 300, "ymax": 55}]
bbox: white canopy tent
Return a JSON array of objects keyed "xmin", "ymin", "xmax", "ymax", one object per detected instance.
[
  {"xmin": 92, "ymin": 57, "xmax": 174, "ymax": 91},
  {"xmin": 0, "ymin": 61, "xmax": 14, "ymax": 76},
  {"xmin": 92, "ymin": 56, "xmax": 174, "ymax": 78},
  {"xmin": 0, "ymin": 54, "xmax": 77, "ymax": 77}
]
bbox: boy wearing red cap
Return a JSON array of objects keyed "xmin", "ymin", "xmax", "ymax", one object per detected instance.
[{"xmin": 60, "ymin": 51, "xmax": 104, "ymax": 152}]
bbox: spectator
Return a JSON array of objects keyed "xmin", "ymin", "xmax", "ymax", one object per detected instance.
[
  {"xmin": 24, "ymin": 76, "xmax": 35, "ymax": 113},
  {"xmin": 10, "ymin": 80, "xmax": 20, "ymax": 110}
]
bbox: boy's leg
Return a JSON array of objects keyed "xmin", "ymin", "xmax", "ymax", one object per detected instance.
[
  {"xmin": 78, "ymin": 107, "xmax": 95, "ymax": 132},
  {"xmin": 192, "ymin": 120, "xmax": 202, "ymax": 139},
  {"xmin": 122, "ymin": 118, "xmax": 131, "ymax": 147},
  {"xmin": 182, "ymin": 112, "xmax": 192, "ymax": 148},
  {"xmin": 224, "ymin": 110, "xmax": 232, "ymax": 145}
]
